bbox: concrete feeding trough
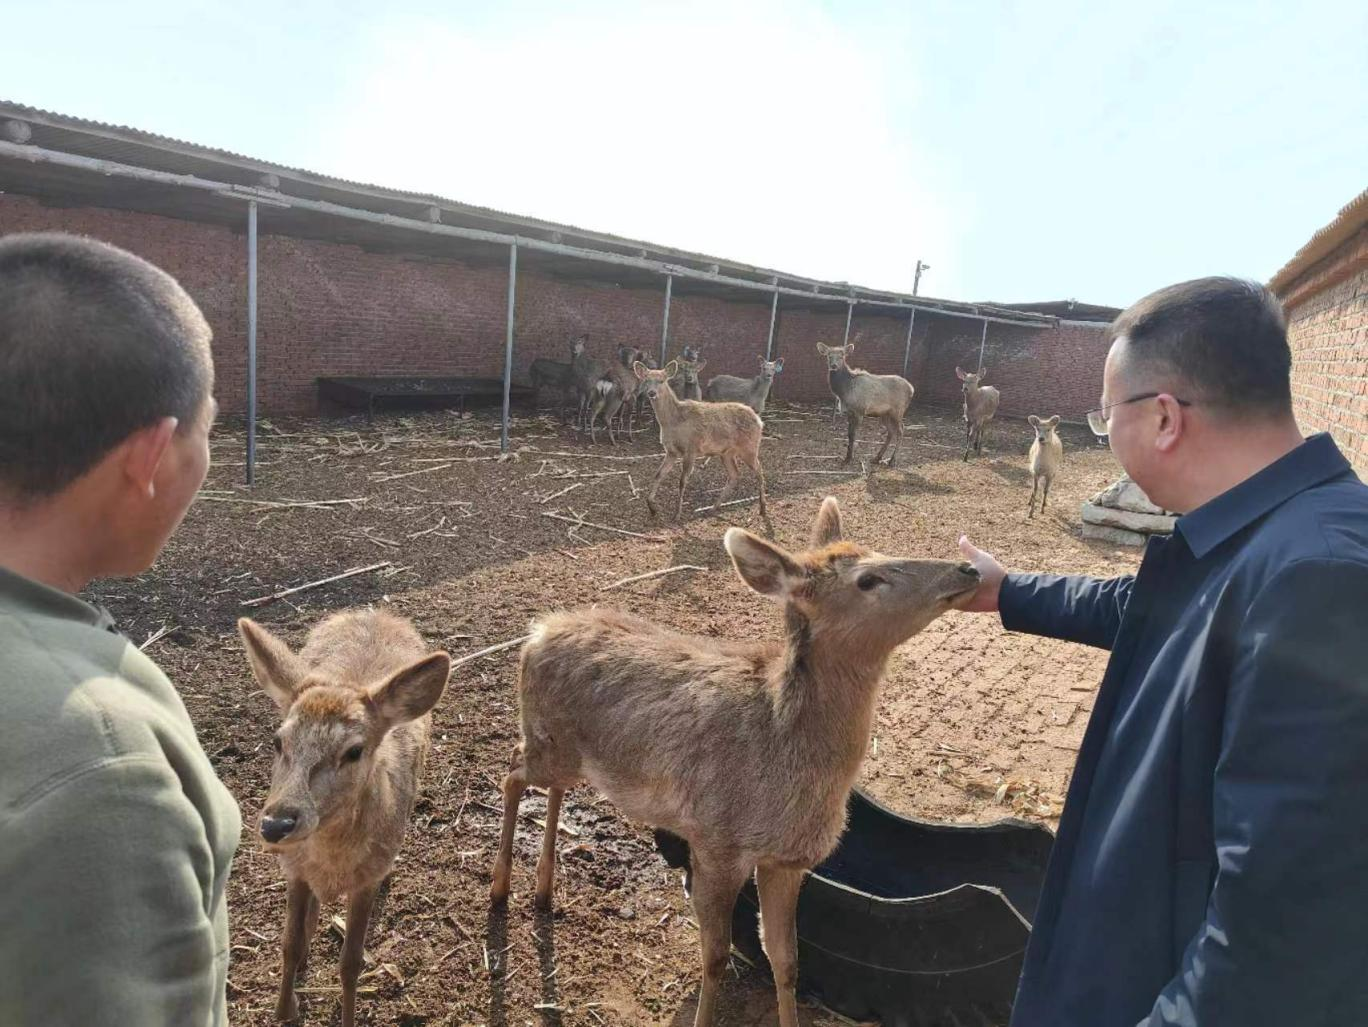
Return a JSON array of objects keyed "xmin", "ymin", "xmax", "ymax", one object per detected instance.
[
  {"xmin": 657, "ymin": 788, "xmax": 1054, "ymax": 1026},
  {"xmin": 1080, "ymin": 474, "xmax": 1176, "ymax": 546}
]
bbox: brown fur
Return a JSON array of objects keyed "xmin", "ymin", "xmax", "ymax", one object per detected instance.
[
  {"xmin": 703, "ymin": 356, "xmax": 783, "ymax": 414},
  {"xmin": 238, "ymin": 609, "xmax": 451, "ymax": 1027},
  {"xmin": 816, "ymin": 342, "xmax": 915, "ymax": 466},
  {"xmin": 1027, "ymin": 414, "xmax": 1064, "ymax": 517},
  {"xmin": 569, "ymin": 335, "xmax": 609, "ymax": 431},
  {"xmin": 489, "ymin": 498, "xmax": 980, "ymax": 1027},
  {"xmin": 957, "ymin": 366, "xmax": 1001, "ymax": 461},
  {"xmin": 588, "ymin": 346, "xmax": 646, "ymax": 444},
  {"xmin": 633, "ymin": 360, "xmax": 768, "ymax": 521}
]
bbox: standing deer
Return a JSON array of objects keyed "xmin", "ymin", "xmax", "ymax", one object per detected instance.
[
  {"xmin": 528, "ymin": 356, "xmax": 574, "ymax": 424},
  {"xmin": 570, "ymin": 335, "xmax": 610, "ymax": 431},
  {"xmin": 704, "ymin": 356, "xmax": 784, "ymax": 414},
  {"xmin": 634, "ymin": 360, "xmax": 767, "ymax": 521},
  {"xmin": 238, "ymin": 610, "xmax": 451, "ymax": 1027},
  {"xmin": 488, "ymin": 497, "xmax": 981, "ymax": 1027},
  {"xmin": 957, "ymin": 366, "xmax": 1000, "ymax": 461},
  {"xmin": 670, "ymin": 345, "xmax": 706, "ymax": 400},
  {"xmin": 1027, "ymin": 414, "xmax": 1063, "ymax": 517},
  {"xmin": 816, "ymin": 342, "xmax": 915, "ymax": 467},
  {"xmin": 587, "ymin": 345, "xmax": 646, "ymax": 445}
]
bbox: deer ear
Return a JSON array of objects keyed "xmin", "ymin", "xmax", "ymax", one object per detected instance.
[
  {"xmin": 238, "ymin": 618, "xmax": 307, "ymax": 710},
  {"xmin": 696, "ymin": 358, "xmax": 707, "ymax": 371},
  {"xmin": 980, "ymin": 368, "xmax": 988, "ymax": 380},
  {"xmin": 633, "ymin": 361, "xmax": 648, "ymax": 380},
  {"xmin": 665, "ymin": 360, "xmax": 679, "ymax": 378},
  {"xmin": 367, "ymin": 652, "xmax": 451, "ymax": 727},
  {"xmin": 1028, "ymin": 415, "xmax": 1040, "ymax": 427},
  {"xmin": 844, "ymin": 343, "xmax": 855, "ymax": 354},
  {"xmin": 1047, "ymin": 415, "xmax": 1061, "ymax": 428},
  {"xmin": 810, "ymin": 496, "xmax": 843, "ymax": 547},
  {"xmin": 774, "ymin": 357, "xmax": 784, "ymax": 371},
  {"xmin": 816, "ymin": 342, "xmax": 828, "ymax": 355},
  {"xmin": 724, "ymin": 528, "xmax": 805, "ymax": 601},
  {"xmin": 955, "ymin": 366, "xmax": 967, "ymax": 380}
]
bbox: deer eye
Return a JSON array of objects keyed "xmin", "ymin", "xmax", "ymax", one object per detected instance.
[
  {"xmin": 342, "ymin": 744, "xmax": 365, "ymax": 764},
  {"xmin": 857, "ymin": 572, "xmax": 886, "ymax": 592},
  {"xmin": 271, "ymin": 734, "xmax": 283, "ymax": 754}
]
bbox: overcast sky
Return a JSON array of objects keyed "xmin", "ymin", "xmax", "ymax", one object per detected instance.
[{"xmin": 4, "ymin": 0, "xmax": 1365, "ymax": 306}]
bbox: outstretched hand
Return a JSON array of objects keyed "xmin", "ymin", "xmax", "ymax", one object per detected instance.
[{"xmin": 958, "ymin": 536, "xmax": 1006, "ymax": 613}]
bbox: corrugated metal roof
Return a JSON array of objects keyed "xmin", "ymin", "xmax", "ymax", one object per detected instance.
[
  {"xmin": 0, "ymin": 99, "xmax": 1058, "ymax": 324},
  {"xmin": 1268, "ymin": 187, "xmax": 1368, "ymax": 297}
]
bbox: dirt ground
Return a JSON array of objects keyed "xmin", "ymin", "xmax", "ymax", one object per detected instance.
[{"xmin": 88, "ymin": 398, "xmax": 1139, "ymax": 1027}]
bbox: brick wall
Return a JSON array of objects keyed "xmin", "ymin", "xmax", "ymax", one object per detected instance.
[
  {"xmin": 917, "ymin": 319, "xmax": 1112, "ymax": 420},
  {"xmin": 0, "ymin": 193, "xmax": 1111, "ymax": 419},
  {"xmin": 1280, "ymin": 224, "xmax": 1368, "ymax": 476}
]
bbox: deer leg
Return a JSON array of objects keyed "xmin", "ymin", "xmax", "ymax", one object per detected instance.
[
  {"xmin": 756, "ymin": 865, "xmax": 806, "ymax": 1027},
  {"xmin": 690, "ymin": 856, "xmax": 751, "ymax": 1027},
  {"xmin": 888, "ymin": 416, "xmax": 905, "ymax": 467},
  {"xmin": 646, "ymin": 454, "xmax": 677, "ymax": 522},
  {"xmin": 1042, "ymin": 477, "xmax": 1051, "ymax": 511},
  {"xmin": 1028, "ymin": 477, "xmax": 1039, "ymax": 518},
  {"xmin": 843, "ymin": 412, "xmax": 859, "ymax": 464},
  {"xmin": 745, "ymin": 449, "xmax": 768, "ymax": 517},
  {"xmin": 712, "ymin": 455, "xmax": 741, "ymax": 513},
  {"xmin": 873, "ymin": 417, "xmax": 893, "ymax": 465},
  {"xmin": 535, "ymin": 787, "xmax": 565, "ymax": 909},
  {"xmin": 297, "ymin": 888, "xmax": 320, "ymax": 974},
  {"xmin": 490, "ymin": 757, "xmax": 528, "ymax": 903},
  {"xmin": 339, "ymin": 883, "xmax": 377, "ymax": 1027},
  {"xmin": 963, "ymin": 424, "xmax": 974, "ymax": 462},
  {"xmin": 274, "ymin": 877, "xmax": 312, "ymax": 1021},
  {"xmin": 676, "ymin": 455, "xmax": 696, "ymax": 522}
]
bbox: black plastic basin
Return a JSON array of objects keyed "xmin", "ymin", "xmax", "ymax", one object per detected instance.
[{"xmin": 729, "ymin": 788, "xmax": 1054, "ymax": 1027}]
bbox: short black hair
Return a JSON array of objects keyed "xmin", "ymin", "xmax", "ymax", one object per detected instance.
[
  {"xmin": 0, "ymin": 233, "xmax": 213, "ymax": 499},
  {"xmin": 1110, "ymin": 277, "xmax": 1292, "ymax": 418}
]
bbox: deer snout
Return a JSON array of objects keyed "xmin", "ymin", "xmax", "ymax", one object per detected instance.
[
  {"xmin": 957, "ymin": 562, "xmax": 980, "ymax": 580},
  {"xmin": 260, "ymin": 811, "xmax": 299, "ymax": 843}
]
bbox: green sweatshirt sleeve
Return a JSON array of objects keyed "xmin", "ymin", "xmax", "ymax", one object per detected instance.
[{"xmin": 0, "ymin": 753, "xmax": 231, "ymax": 1026}]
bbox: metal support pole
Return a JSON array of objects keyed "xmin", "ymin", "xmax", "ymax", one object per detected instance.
[
  {"xmin": 660, "ymin": 275, "xmax": 673, "ymax": 365},
  {"xmin": 901, "ymin": 307, "xmax": 917, "ymax": 378},
  {"xmin": 977, "ymin": 319, "xmax": 988, "ymax": 374},
  {"xmin": 765, "ymin": 288, "xmax": 779, "ymax": 360},
  {"xmin": 245, "ymin": 200, "xmax": 258, "ymax": 486},
  {"xmin": 500, "ymin": 242, "xmax": 518, "ymax": 453},
  {"xmin": 842, "ymin": 301, "xmax": 854, "ymax": 347}
]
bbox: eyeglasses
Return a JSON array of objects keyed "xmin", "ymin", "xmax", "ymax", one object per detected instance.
[{"xmin": 1085, "ymin": 393, "xmax": 1192, "ymax": 437}]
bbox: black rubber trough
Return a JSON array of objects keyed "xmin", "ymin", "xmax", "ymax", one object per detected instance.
[{"xmin": 657, "ymin": 788, "xmax": 1054, "ymax": 1027}]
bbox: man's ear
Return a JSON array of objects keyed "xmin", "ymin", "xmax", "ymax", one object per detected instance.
[
  {"xmin": 120, "ymin": 416, "xmax": 180, "ymax": 498},
  {"xmin": 238, "ymin": 618, "xmax": 308, "ymax": 710},
  {"xmin": 1154, "ymin": 394, "xmax": 1186, "ymax": 454},
  {"xmin": 724, "ymin": 529, "xmax": 805, "ymax": 602}
]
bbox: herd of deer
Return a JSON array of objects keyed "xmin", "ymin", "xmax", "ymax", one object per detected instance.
[
  {"xmin": 233, "ymin": 339, "xmax": 1069, "ymax": 1027},
  {"xmin": 533, "ymin": 333, "xmax": 1065, "ymax": 521}
]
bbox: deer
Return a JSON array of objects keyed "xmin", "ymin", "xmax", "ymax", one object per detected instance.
[
  {"xmin": 1027, "ymin": 414, "xmax": 1063, "ymax": 517},
  {"xmin": 587, "ymin": 345, "xmax": 647, "ymax": 445},
  {"xmin": 633, "ymin": 359, "xmax": 767, "ymax": 521},
  {"xmin": 528, "ymin": 356, "xmax": 574, "ymax": 424},
  {"xmin": 957, "ymin": 366, "xmax": 1000, "ymax": 461},
  {"xmin": 670, "ymin": 345, "xmax": 706, "ymax": 400},
  {"xmin": 816, "ymin": 342, "xmax": 915, "ymax": 467},
  {"xmin": 238, "ymin": 610, "xmax": 452, "ymax": 1027},
  {"xmin": 570, "ymin": 335, "xmax": 611, "ymax": 431},
  {"xmin": 704, "ymin": 356, "xmax": 784, "ymax": 414},
  {"xmin": 488, "ymin": 497, "xmax": 982, "ymax": 1027}
]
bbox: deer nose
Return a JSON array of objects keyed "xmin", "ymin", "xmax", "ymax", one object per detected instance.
[
  {"xmin": 260, "ymin": 813, "xmax": 298, "ymax": 843},
  {"xmin": 958, "ymin": 563, "xmax": 980, "ymax": 579}
]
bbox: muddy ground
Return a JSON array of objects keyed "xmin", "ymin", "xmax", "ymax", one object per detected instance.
[{"xmin": 88, "ymin": 399, "xmax": 1138, "ymax": 1027}]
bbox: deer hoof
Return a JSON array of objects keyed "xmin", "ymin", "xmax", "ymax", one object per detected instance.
[{"xmin": 275, "ymin": 995, "xmax": 300, "ymax": 1022}]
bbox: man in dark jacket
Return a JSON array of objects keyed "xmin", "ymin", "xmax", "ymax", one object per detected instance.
[{"xmin": 959, "ymin": 277, "xmax": 1368, "ymax": 1026}]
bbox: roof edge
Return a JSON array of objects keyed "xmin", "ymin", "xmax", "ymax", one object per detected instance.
[{"xmin": 1268, "ymin": 187, "xmax": 1368, "ymax": 297}]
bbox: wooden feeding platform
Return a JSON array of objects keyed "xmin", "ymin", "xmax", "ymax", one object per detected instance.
[{"xmin": 316, "ymin": 376, "xmax": 535, "ymax": 420}]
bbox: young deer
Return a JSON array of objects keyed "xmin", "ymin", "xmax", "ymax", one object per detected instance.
[
  {"xmin": 1027, "ymin": 414, "xmax": 1063, "ymax": 517},
  {"xmin": 633, "ymin": 359, "xmax": 767, "ymax": 521},
  {"xmin": 704, "ymin": 356, "xmax": 784, "ymax": 414},
  {"xmin": 816, "ymin": 342, "xmax": 915, "ymax": 466},
  {"xmin": 570, "ymin": 335, "xmax": 610, "ymax": 430},
  {"xmin": 238, "ymin": 610, "xmax": 451, "ymax": 1027},
  {"xmin": 670, "ymin": 345, "xmax": 706, "ymax": 401},
  {"xmin": 957, "ymin": 366, "xmax": 1000, "ymax": 461},
  {"xmin": 489, "ymin": 498, "xmax": 981, "ymax": 1027}
]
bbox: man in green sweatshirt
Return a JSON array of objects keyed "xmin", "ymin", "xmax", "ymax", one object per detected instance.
[{"xmin": 0, "ymin": 233, "xmax": 240, "ymax": 1025}]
